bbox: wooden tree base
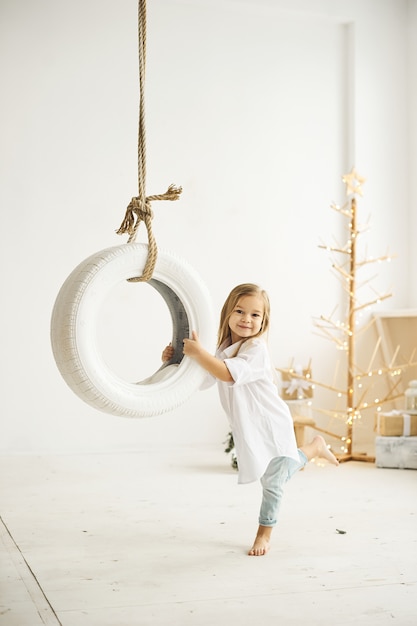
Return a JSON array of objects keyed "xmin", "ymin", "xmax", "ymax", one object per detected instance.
[{"xmin": 337, "ymin": 452, "xmax": 375, "ymax": 463}]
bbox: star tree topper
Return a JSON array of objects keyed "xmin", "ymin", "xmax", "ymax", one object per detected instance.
[{"xmin": 342, "ymin": 167, "xmax": 366, "ymax": 196}]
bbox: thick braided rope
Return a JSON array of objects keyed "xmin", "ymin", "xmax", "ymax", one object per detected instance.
[
  {"xmin": 137, "ymin": 0, "xmax": 146, "ymax": 205},
  {"xmin": 116, "ymin": 0, "xmax": 181, "ymax": 282}
]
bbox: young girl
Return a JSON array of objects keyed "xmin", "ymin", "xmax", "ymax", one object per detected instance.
[{"xmin": 163, "ymin": 283, "xmax": 338, "ymax": 556}]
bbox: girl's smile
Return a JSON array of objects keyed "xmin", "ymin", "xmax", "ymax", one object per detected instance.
[{"xmin": 228, "ymin": 294, "xmax": 264, "ymax": 344}]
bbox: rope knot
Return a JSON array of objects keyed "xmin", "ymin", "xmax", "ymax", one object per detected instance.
[
  {"xmin": 130, "ymin": 196, "xmax": 154, "ymax": 217},
  {"xmin": 116, "ymin": 184, "xmax": 182, "ymax": 242},
  {"xmin": 116, "ymin": 184, "xmax": 182, "ymax": 282},
  {"xmin": 116, "ymin": 196, "xmax": 153, "ymax": 239}
]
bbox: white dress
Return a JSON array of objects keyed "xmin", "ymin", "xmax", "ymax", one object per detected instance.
[{"xmin": 214, "ymin": 337, "xmax": 299, "ymax": 484}]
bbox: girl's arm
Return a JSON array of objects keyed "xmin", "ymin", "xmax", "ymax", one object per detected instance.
[{"xmin": 183, "ymin": 331, "xmax": 234, "ymax": 382}]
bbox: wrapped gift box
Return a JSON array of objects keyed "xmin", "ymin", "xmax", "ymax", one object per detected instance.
[
  {"xmin": 374, "ymin": 411, "xmax": 417, "ymax": 437},
  {"xmin": 375, "ymin": 436, "xmax": 417, "ymax": 469},
  {"xmin": 280, "ymin": 367, "xmax": 313, "ymax": 400}
]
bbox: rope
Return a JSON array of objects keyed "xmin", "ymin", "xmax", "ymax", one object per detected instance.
[
  {"xmin": 116, "ymin": 0, "xmax": 181, "ymax": 282},
  {"xmin": 117, "ymin": 184, "xmax": 182, "ymax": 282},
  {"xmin": 137, "ymin": 0, "xmax": 146, "ymax": 207}
]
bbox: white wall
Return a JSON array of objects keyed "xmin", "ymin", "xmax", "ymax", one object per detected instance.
[
  {"xmin": 409, "ymin": 0, "xmax": 417, "ymax": 307},
  {"xmin": 0, "ymin": 0, "xmax": 415, "ymax": 454}
]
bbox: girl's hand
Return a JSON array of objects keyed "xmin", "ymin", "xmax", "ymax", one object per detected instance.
[
  {"xmin": 183, "ymin": 331, "xmax": 233, "ymax": 382},
  {"xmin": 183, "ymin": 331, "xmax": 201, "ymax": 358},
  {"xmin": 161, "ymin": 343, "xmax": 174, "ymax": 362}
]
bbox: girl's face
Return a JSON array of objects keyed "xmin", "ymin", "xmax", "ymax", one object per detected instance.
[{"xmin": 228, "ymin": 294, "xmax": 265, "ymax": 344}]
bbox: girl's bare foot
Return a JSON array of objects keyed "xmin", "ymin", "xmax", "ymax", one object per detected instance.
[
  {"xmin": 301, "ymin": 435, "xmax": 339, "ymax": 466},
  {"xmin": 248, "ymin": 525, "xmax": 272, "ymax": 556}
]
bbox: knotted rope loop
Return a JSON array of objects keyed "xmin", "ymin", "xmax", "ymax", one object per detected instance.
[
  {"xmin": 116, "ymin": 184, "xmax": 182, "ymax": 282},
  {"xmin": 116, "ymin": 0, "xmax": 182, "ymax": 282},
  {"xmin": 117, "ymin": 196, "xmax": 154, "ymax": 242}
]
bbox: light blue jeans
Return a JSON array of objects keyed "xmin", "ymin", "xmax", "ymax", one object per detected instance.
[{"xmin": 259, "ymin": 450, "xmax": 307, "ymax": 527}]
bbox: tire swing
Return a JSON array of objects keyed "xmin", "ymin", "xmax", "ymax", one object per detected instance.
[{"xmin": 50, "ymin": 1, "xmax": 214, "ymax": 418}]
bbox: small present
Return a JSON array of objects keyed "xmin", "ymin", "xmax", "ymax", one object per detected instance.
[
  {"xmin": 374, "ymin": 411, "xmax": 417, "ymax": 437},
  {"xmin": 375, "ymin": 436, "xmax": 417, "ymax": 469},
  {"xmin": 280, "ymin": 364, "xmax": 313, "ymax": 400}
]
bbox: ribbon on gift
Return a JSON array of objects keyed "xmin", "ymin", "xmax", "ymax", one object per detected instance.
[{"xmin": 282, "ymin": 365, "xmax": 312, "ymax": 398}]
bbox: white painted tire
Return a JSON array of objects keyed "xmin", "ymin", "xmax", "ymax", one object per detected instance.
[{"xmin": 51, "ymin": 244, "xmax": 215, "ymax": 417}]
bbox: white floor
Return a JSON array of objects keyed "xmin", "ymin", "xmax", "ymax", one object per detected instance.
[{"xmin": 0, "ymin": 445, "xmax": 416, "ymax": 626}]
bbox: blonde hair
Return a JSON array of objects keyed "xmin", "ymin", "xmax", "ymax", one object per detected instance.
[{"xmin": 217, "ymin": 283, "xmax": 271, "ymax": 349}]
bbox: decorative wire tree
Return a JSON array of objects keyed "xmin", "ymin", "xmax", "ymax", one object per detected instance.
[{"xmin": 309, "ymin": 167, "xmax": 417, "ymax": 462}]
